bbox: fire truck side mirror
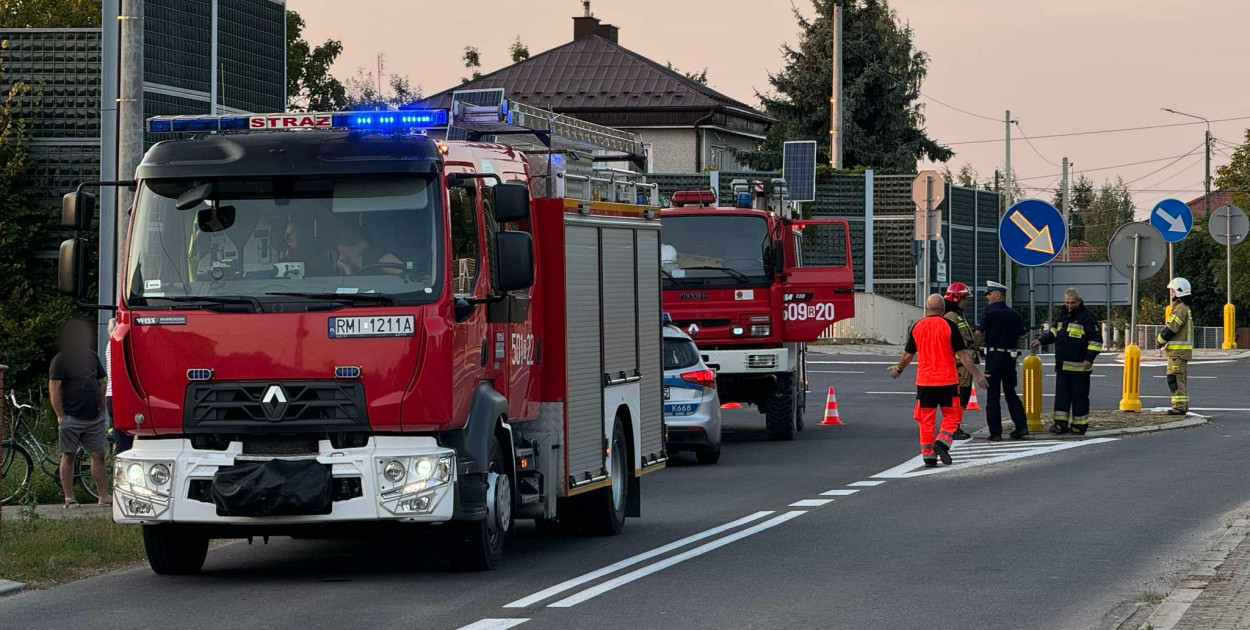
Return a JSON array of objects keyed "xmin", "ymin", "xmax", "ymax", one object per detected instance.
[
  {"xmin": 58, "ymin": 238, "xmax": 88, "ymax": 299},
  {"xmin": 61, "ymin": 191, "xmax": 96, "ymax": 230},
  {"xmin": 495, "ymin": 230, "xmax": 534, "ymax": 292},
  {"xmin": 771, "ymin": 241, "xmax": 785, "ymax": 272},
  {"xmin": 493, "ymin": 183, "xmax": 531, "ymax": 223}
]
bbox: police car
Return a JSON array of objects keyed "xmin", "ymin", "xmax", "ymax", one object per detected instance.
[{"xmin": 663, "ymin": 315, "xmax": 723, "ymax": 464}]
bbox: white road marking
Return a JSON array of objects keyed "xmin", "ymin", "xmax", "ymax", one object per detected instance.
[
  {"xmin": 1152, "ymin": 407, "xmax": 1250, "ymax": 412},
  {"xmin": 872, "ymin": 438, "xmax": 1118, "ymax": 479},
  {"xmin": 504, "ymin": 511, "xmax": 773, "ymax": 608},
  {"xmin": 456, "ymin": 620, "xmax": 529, "ymax": 630},
  {"xmin": 848, "ymin": 480, "xmax": 886, "ymax": 487},
  {"xmin": 1153, "ymin": 375, "xmax": 1216, "ymax": 379},
  {"xmin": 789, "ymin": 499, "xmax": 834, "ymax": 507},
  {"xmin": 820, "ymin": 489, "xmax": 860, "ymax": 496},
  {"xmin": 547, "ymin": 512, "xmax": 807, "ymax": 608}
]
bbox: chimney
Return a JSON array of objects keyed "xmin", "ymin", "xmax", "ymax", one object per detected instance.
[
  {"xmin": 596, "ymin": 23, "xmax": 619, "ymax": 44},
  {"xmin": 574, "ymin": 1, "xmax": 599, "ymax": 40}
]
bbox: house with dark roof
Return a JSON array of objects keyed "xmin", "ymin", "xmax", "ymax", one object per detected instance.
[
  {"xmin": 1187, "ymin": 188, "xmax": 1233, "ymax": 220},
  {"xmin": 417, "ymin": 4, "xmax": 773, "ymax": 173}
]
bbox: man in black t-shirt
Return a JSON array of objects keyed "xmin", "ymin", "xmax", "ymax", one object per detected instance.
[{"xmin": 48, "ymin": 319, "xmax": 110, "ymax": 507}]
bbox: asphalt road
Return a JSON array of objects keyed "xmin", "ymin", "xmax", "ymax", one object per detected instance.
[{"xmin": 3, "ymin": 351, "xmax": 1248, "ymax": 630}]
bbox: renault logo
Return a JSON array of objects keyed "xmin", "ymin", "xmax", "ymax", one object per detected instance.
[{"xmin": 261, "ymin": 385, "xmax": 288, "ymax": 420}]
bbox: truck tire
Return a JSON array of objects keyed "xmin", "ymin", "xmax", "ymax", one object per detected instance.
[
  {"xmin": 142, "ymin": 526, "xmax": 209, "ymax": 575},
  {"xmin": 583, "ymin": 418, "xmax": 628, "ymax": 536},
  {"xmin": 449, "ymin": 437, "xmax": 512, "ymax": 571},
  {"xmin": 765, "ymin": 374, "xmax": 797, "ymax": 441}
]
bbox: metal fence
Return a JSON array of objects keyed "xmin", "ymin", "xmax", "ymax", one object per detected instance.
[
  {"xmin": 1136, "ymin": 325, "xmax": 1226, "ymax": 349},
  {"xmin": 648, "ymin": 170, "xmax": 1005, "ymax": 322}
]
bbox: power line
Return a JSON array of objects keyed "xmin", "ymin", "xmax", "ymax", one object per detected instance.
[
  {"xmin": 1016, "ymin": 151, "xmax": 1202, "ymax": 181},
  {"xmin": 946, "ymin": 115, "xmax": 1250, "ymax": 146},
  {"xmin": 1013, "ymin": 121, "xmax": 1060, "ymax": 167},
  {"xmin": 1122, "ymin": 141, "xmax": 1207, "ymax": 186},
  {"xmin": 920, "ymin": 92, "xmax": 1002, "ymax": 123},
  {"xmin": 1137, "ymin": 154, "xmax": 1206, "ymax": 190}
]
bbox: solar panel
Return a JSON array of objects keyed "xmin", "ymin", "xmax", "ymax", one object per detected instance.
[{"xmin": 783, "ymin": 141, "xmax": 818, "ymax": 202}]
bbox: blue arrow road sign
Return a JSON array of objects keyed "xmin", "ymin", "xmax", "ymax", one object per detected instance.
[
  {"xmin": 1149, "ymin": 198, "xmax": 1193, "ymax": 243},
  {"xmin": 999, "ymin": 199, "xmax": 1066, "ymax": 267}
]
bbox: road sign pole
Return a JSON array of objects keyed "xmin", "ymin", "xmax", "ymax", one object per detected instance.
[
  {"xmin": 1226, "ymin": 207, "xmax": 1235, "ymax": 348},
  {"xmin": 1120, "ymin": 232, "xmax": 1144, "ymax": 412},
  {"xmin": 1029, "ymin": 267, "xmax": 1036, "ymax": 333},
  {"xmin": 923, "ymin": 176, "xmax": 933, "ymax": 297}
]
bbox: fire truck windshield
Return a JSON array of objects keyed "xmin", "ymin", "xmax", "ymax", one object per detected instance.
[
  {"xmin": 124, "ymin": 174, "xmax": 441, "ymax": 308},
  {"xmin": 660, "ymin": 215, "xmax": 771, "ymax": 285}
]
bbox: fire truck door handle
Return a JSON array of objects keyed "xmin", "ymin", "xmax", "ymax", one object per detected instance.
[{"xmin": 481, "ymin": 340, "xmax": 488, "ymax": 366}]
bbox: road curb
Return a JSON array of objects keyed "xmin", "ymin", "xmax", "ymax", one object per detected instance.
[
  {"xmin": 970, "ymin": 414, "xmax": 1209, "ymax": 441},
  {"xmin": 0, "ymin": 579, "xmax": 26, "ymax": 597},
  {"xmin": 1134, "ymin": 518, "xmax": 1250, "ymax": 630}
]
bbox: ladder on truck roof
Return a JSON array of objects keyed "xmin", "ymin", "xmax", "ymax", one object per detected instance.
[{"xmin": 433, "ymin": 91, "xmax": 656, "ymax": 204}]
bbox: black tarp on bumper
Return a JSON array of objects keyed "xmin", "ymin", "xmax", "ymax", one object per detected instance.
[{"xmin": 211, "ymin": 459, "xmax": 333, "ymax": 517}]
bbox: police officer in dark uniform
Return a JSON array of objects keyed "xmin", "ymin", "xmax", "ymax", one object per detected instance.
[{"xmin": 975, "ymin": 281, "xmax": 1029, "ymax": 441}]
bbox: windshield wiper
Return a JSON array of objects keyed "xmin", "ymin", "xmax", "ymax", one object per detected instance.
[
  {"xmin": 141, "ymin": 295, "xmax": 263, "ymax": 312},
  {"xmin": 660, "ymin": 268, "xmax": 690, "ymax": 285},
  {"xmin": 680, "ymin": 266, "xmax": 750, "ymax": 282},
  {"xmin": 265, "ymin": 291, "xmax": 396, "ymax": 306}
]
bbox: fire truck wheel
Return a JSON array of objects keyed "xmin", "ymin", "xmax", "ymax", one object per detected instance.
[
  {"xmin": 449, "ymin": 438, "xmax": 512, "ymax": 571},
  {"xmin": 584, "ymin": 419, "xmax": 629, "ymax": 536},
  {"xmin": 142, "ymin": 526, "xmax": 209, "ymax": 575},
  {"xmin": 765, "ymin": 374, "xmax": 798, "ymax": 441}
]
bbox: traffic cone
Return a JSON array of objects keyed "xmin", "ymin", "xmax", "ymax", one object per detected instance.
[
  {"xmin": 821, "ymin": 386, "xmax": 844, "ymax": 425},
  {"xmin": 967, "ymin": 385, "xmax": 982, "ymax": 411}
]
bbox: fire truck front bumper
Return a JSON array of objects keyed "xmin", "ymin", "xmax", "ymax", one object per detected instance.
[
  {"xmin": 700, "ymin": 347, "xmax": 794, "ymax": 375},
  {"xmin": 112, "ymin": 436, "xmax": 457, "ymax": 526}
]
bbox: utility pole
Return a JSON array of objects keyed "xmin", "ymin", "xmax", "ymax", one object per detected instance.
[
  {"xmin": 829, "ymin": 3, "xmax": 843, "ymax": 169},
  {"xmin": 1005, "ymin": 110, "xmax": 1013, "ymax": 304},
  {"xmin": 98, "ymin": 0, "xmax": 120, "ymax": 355},
  {"xmin": 117, "ymin": 0, "xmax": 143, "ymax": 267},
  {"xmin": 1061, "ymin": 157, "xmax": 1070, "ymax": 262},
  {"xmin": 377, "ymin": 53, "xmax": 386, "ymax": 96}
]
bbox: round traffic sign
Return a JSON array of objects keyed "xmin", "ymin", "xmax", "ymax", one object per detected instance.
[
  {"xmin": 1108, "ymin": 222, "xmax": 1167, "ymax": 281},
  {"xmin": 999, "ymin": 199, "xmax": 1066, "ymax": 267},
  {"xmin": 1209, "ymin": 205, "xmax": 1249, "ymax": 247},
  {"xmin": 1149, "ymin": 199, "xmax": 1193, "ymax": 243},
  {"xmin": 935, "ymin": 237, "xmax": 946, "ymax": 262}
]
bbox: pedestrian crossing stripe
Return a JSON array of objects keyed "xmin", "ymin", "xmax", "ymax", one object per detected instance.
[{"xmin": 871, "ymin": 438, "xmax": 1118, "ymax": 479}]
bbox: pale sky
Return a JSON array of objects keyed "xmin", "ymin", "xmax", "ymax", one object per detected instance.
[{"xmin": 290, "ymin": 0, "xmax": 1249, "ymax": 215}]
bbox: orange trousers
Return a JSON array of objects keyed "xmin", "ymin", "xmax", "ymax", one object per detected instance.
[{"xmin": 913, "ymin": 399, "xmax": 964, "ymax": 460}]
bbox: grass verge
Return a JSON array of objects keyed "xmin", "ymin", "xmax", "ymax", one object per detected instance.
[{"xmin": 0, "ymin": 516, "xmax": 144, "ymax": 589}]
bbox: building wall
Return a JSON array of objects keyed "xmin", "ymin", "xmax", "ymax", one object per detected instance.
[
  {"xmin": 627, "ymin": 128, "xmax": 697, "ymax": 173},
  {"xmin": 701, "ymin": 128, "xmax": 761, "ymax": 172}
]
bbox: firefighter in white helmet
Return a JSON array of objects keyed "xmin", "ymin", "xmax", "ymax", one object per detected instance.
[{"xmin": 1157, "ymin": 278, "xmax": 1194, "ymax": 415}]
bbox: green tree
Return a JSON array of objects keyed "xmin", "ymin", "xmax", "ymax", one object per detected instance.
[
  {"xmin": 743, "ymin": 0, "xmax": 952, "ymax": 171},
  {"xmin": 1049, "ymin": 174, "xmax": 1093, "ymax": 244},
  {"xmin": 286, "ymin": 10, "xmax": 346, "ymax": 111},
  {"xmin": 462, "ymin": 46, "xmax": 482, "ymax": 84},
  {"xmin": 0, "ymin": 52, "xmax": 77, "ymax": 392},
  {"xmin": 1079, "ymin": 177, "xmax": 1134, "ymax": 260},
  {"xmin": 0, "ymin": 0, "xmax": 100, "ymax": 27},
  {"xmin": 1210, "ymin": 128, "xmax": 1250, "ymax": 325},
  {"xmin": 665, "ymin": 61, "xmax": 709, "ymax": 85},
  {"xmin": 509, "ymin": 36, "xmax": 530, "ymax": 63},
  {"xmin": 342, "ymin": 68, "xmax": 422, "ymax": 110}
]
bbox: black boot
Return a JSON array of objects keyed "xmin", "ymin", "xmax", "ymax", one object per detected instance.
[
  {"xmin": 1049, "ymin": 423, "xmax": 1070, "ymax": 435},
  {"xmin": 1070, "ymin": 424, "xmax": 1088, "ymax": 435},
  {"xmin": 953, "ymin": 426, "xmax": 972, "ymax": 440},
  {"xmin": 933, "ymin": 441, "xmax": 953, "ymax": 465},
  {"xmin": 924, "ymin": 458, "xmax": 938, "ymax": 468}
]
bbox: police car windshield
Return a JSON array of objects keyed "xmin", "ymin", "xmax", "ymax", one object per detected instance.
[
  {"xmin": 124, "ymin": 174, "xmax": 441, "ymax": 307},
  {"xmin": 660, "ymin": 215, "xmax": 770, "ymax": 285}
]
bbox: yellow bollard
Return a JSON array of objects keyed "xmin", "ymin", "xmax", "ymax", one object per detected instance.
[
  {"xmin": 1224, "ymin": 303, "xmax": 1238, "ymax": 349},
  {"xmin": 1119, "ymin": 343, "xmax": 1142, "ymax": 412},
  {"xmin": 1023, "ymin": 353, "xmax": 1044, "ymax": 432}
]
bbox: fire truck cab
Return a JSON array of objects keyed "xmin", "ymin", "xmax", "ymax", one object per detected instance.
[
  {"xmin": 57, "ymin": 101, "xmax": 665, "ymax": 574},
  {"xmin": 660, "ymin": 181, "xmax": 854, "ymax": 440}
]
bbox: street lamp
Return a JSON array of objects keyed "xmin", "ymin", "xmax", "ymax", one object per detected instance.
[{"xmin": 1161, "ymin": 108, "xmax": 1234, "ymax": 348}]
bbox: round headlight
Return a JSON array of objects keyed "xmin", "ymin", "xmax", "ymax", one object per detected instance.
[
  {"xmin": 414, "ymin": 458, "xmax": 434, "ymax": 480},
  {"xmin": 148, "ymin": 463, "xmax": 171, "ymax": 486},
  {"xmin": 125, "ymin": 463, "xmax": 144, "ymax": 485},
  {"xmin": 383, "ymin": 460, "xmax": 406, "ymax": 483}
]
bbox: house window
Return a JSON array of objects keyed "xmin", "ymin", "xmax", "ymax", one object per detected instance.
[{"xmin": 642, "ymin": 143, "xmax": 654, "ymax": 173}]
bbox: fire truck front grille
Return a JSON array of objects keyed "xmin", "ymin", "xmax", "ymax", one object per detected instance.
[
  {"xmin": 747, "ymin": 354, "xmax": 778, "ymax": 369},
  {"xmin": 184, "ymin": 381, "xmax": 369, "ymax": 434},
  {"xmin": 673, "ymin": 319, "xmax": 731, "ymax": 329}
]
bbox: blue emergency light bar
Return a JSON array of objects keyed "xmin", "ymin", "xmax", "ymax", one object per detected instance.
[{"xmin": 146, "ymin": 109, "xmax": 450, "ymax": 134}]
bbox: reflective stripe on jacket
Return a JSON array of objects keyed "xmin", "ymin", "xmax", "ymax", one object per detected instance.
[{"xmin": 1037, "ymin": 303, "xmax": 1102, "ymax": 373}]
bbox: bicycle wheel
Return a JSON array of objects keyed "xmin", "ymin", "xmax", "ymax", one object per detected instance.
[
  {"xmin": 77, "ymin": 444, "xmax": 114, "ymax": 501},
  {"xmin": 2, "ymin": 441, "xmax": 33, "ymax": 505}
]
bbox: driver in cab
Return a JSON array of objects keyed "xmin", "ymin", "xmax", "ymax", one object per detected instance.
[{"xmin": 335, "ymin": 231, "xmax": 403, "ymax": 276}]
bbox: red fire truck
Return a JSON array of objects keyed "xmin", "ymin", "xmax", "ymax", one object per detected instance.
[
  {"xmin": 57, "ymin": 102, "xmax": 666, "ymax": 573},
  {"xmin": 660, "ymin": 181, "xmax": 854, "ymax": 440}
]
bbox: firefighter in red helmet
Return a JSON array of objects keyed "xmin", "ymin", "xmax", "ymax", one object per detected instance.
[{"xmin": 943, "ymin": 282, "xmax": 978, "ymax": 440}]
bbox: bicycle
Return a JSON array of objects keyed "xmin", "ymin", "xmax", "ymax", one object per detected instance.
[{"xmin": 1, "ymin": 390, "xmax": 115, "ymax": 505}]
